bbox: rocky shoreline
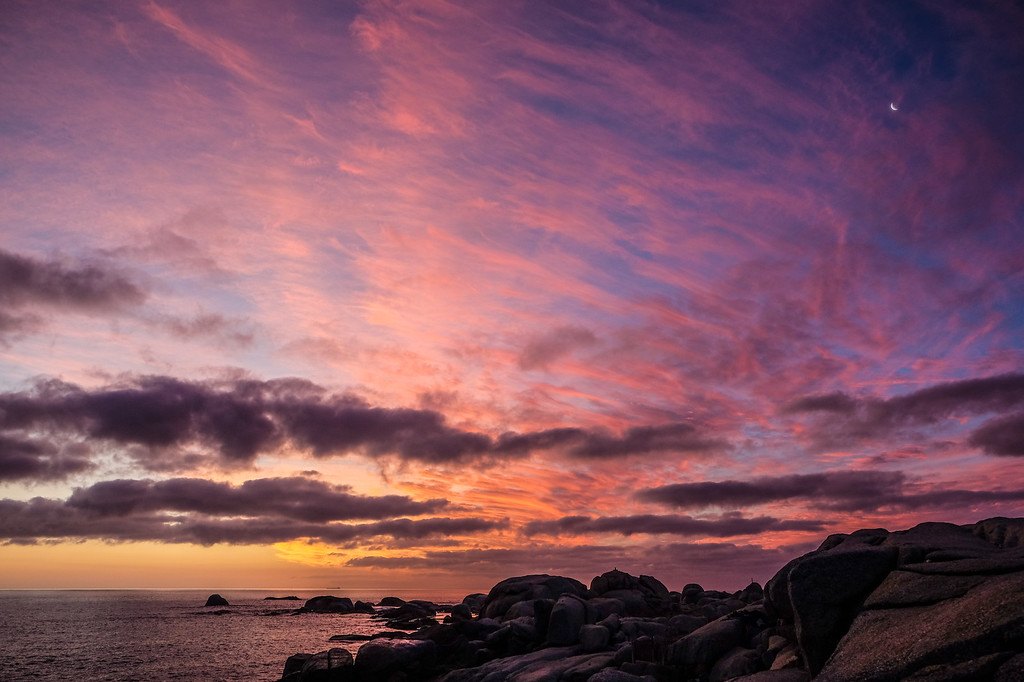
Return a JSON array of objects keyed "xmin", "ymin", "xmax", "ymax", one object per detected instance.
[{"xmin": 279, "ymin": 517, "xmax": 1024, "ymax": 681}]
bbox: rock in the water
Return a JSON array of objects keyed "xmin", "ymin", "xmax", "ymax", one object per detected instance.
[
  {"xmin": 265, "ymin": 595, "xmax": 302, "ymax": 601},
  {"xmin": 378, "ymin": 596, "xmax": 406, "ymax": 606},
  {"xmin": 351, "ymin": 600, "xmax": 375, "ymax": 614},
  {"xmin": 816, "ymin": 569, "xmax": 1024, "ymax": 681},
  {"xmin": 480, "ymin": 574, "xmax": 589, "ymax": 620},
  {"xmin": 204, "ymin": 594, "xmax": 229, "ymax": 607},
  {"xmin": 354, "ymin": 638, "xmax": 437, "ymax": 678},
  {"xmin": 301, "ymin": 596, "xmax": 354, "ymax": 613}
]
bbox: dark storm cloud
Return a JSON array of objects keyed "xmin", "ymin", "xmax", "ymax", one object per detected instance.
[
  {"xmin": 784, "ymin": 374, "xmax": 1024, "ymax": 446},
  {"xmin": 522, "ymin": 513, "xmax": 826, "ymax": 538},
  {"xmin": 639, "ymin": 471, "xmax": 905, "ymax": 509},
  {"xmin": 518, "ymin": 325, "xmax": 597, "ymax": 370},
  {"xmin": 969, "ymin": 412, "xmax": 1024, "ymax": 456},
  {"xmin": 493, "ymin": 423, "xmax": 721, "ymax": 459},
  {"xmin": 0, "ymin": 375, "xmax": 722, "ymax": 473},
  {"xmin": 0, "ymin": 434, "xmax": 93, "ymax": 481},
  {"xmin": 638, "ymin": 470, "xmax": 1024, "ymax": 513},
  {"xmin": 65, "ymin": 477, "xmax": 447, "ymax": 521},
  {"xmin": 568, "ymin": 423, "xmax": 722, "ymax": 459},
  {"xmin": 0, "ymin": 480, "xmax": 503, "ymax": 545},
  {"xmin": 0, "ymin": 249, "xmax": 146, "ymax": 311}
]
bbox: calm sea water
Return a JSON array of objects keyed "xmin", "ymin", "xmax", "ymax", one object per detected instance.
[{"xmin": 0, "ymin": 589, "xmax": 470, "ymax": 681}]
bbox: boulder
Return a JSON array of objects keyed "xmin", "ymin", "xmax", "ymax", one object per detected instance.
[
  {"xmin": 668, "ymin": 613, "xmax": 707, "ymax": 635},
  {"xmin": 204, "ymin": 594, "xmax": 229, "ymax": 607},
  {"xmin": 681, "ymin": 583, "xmax": 704, "ymax": 604},
  {"xmin": 667, "ymin": 616, "xmax": 745, "ymax": 671},
  {"xmin": 881, "ymin": 521, "xmax": 1001, "ymax": 565},
  {"xmin": 438, "ymin": 647, "xmax": 606, "ymax": 682},
  {"xmin": 546, "ymin": 595, "xmax": 588, "ymax": 645},
  {"xmin": 448, "ymin": 603, "xmax": 473, "ymax": 621},
  {"xmin": 816, "ymin": 569, "xmax": 1024, "ymax": 681},
  {"xmin": 480, "ymin": 574, "xmax": 588, "ymax": 620},
  {"xmin": 282, "ymin": 648, "xmax": 353, "ymax": 681},
  {"xmin": 579, "ymin": 624, "xmax": 610, "ymax": 652},
  {"xmin": 973, "ymin": 517, "xmax": 1024, "ymax": 549},
  {"xmin": 996, "ymin": 653, "xmax": 1024, "ymax": 681},
  {"xmin": 782, "ymin": 544, "xmax": 897, "ymax": 674},
  {"xmin": 588, "ymin": 597, "xmax": 626, "ymax": 620},
  {"xmin": 354, "ymin": 638, "xmax": 437, "ymax": 678},
  {"xmin": 738, "ymin": 581, "xmax": 764, "ymax": 603},
  {"xmin": 378, "ymin": 596, "xmax": 406, "ymax": 606},
  {"xmin": 862, "ymin": 570, "xmax": 987, "ymax": 609},
  {"xmin": 731, "ymin": 672, "xmax": 810, "ymax": 682},
  {"xmin": 591, "ymin": 569, "xmax": 672, "ymax": 615},
  {"xmin": 588, "ymin": 670, "xmax": 657, "ymax": 682},
  {"xmin": 301, "ymin": 596, "xmax": 354, "ymax": 613},
  {"xmin": 265, "ymin": 595, "xmax": 302, "ymax": 601},
  {"xmin": 461, "ymin": 592, "xmax": 487, "ymax": 613},
  {"xmin": 709, "ymin": 646, "xmax": 761, "ymax": 682}
]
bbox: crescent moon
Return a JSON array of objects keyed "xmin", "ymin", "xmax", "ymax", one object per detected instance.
[{"xmin": 890, "ymin": 102, "xmax": 899, "ymax": 111}]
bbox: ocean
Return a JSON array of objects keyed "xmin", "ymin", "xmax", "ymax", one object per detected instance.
[{"xmin": 0, "ymin": 589, "xmax": 471, "ymax": 681}]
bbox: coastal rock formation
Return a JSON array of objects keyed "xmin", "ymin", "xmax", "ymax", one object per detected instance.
[
  {"xmin": 279, "ymin": 517, "xmax": 1024, "ymax": 682},
  {"xmin": 204, "ymin": 594, "xmax": 229, "ymax": 607},
  {"xmin": 300, "ymin": 596, "xmax": 355, "ymax": 614}
]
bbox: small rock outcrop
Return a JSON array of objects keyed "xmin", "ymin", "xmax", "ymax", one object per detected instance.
[
  {"xmin": 204, "ymin": 594, "xmax": 229, "ymax": 607},
  {"xmin": 299, "ymin": 596, "xmax": 355, "ymax": 614}
]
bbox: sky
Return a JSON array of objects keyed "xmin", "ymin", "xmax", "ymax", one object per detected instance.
[{"xmin": 1, "ymin": 0, "xmax": 1023, "ymax": 592}]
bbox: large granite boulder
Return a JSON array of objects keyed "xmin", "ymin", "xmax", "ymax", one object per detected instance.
[
  {"xmin": 479, "ymin": 574, "xmax": 589, "ymax": 620},
  {"xmin": 784, "ymin": 545, "xmax": 896, "ymax": 674},
  {"xmin": 667, "ymin": 616, "xmax": 745, "ymax": 672},
  {"xmin": 546, "ymin": 594, "xmax": 589, "ymax": 646},
  {"xmin": 816, "ymin": 563, "xmax": 1024, "ymax": 680}
]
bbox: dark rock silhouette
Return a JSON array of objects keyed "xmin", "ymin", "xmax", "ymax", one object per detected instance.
[
  {"xmin": 264, "ymin": 595, "xmax": 302, "ymax": 600},
  {"xmin": 204, "ymin": 594, "xmax": 229, "ymax": 607},
  {"xmin": 279, "ymin": 516, "xmax": 1024, "ymax": 682},
  {"xmin": 299, "ymin": 596, "xmax": 355, "ymax": 614}
]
